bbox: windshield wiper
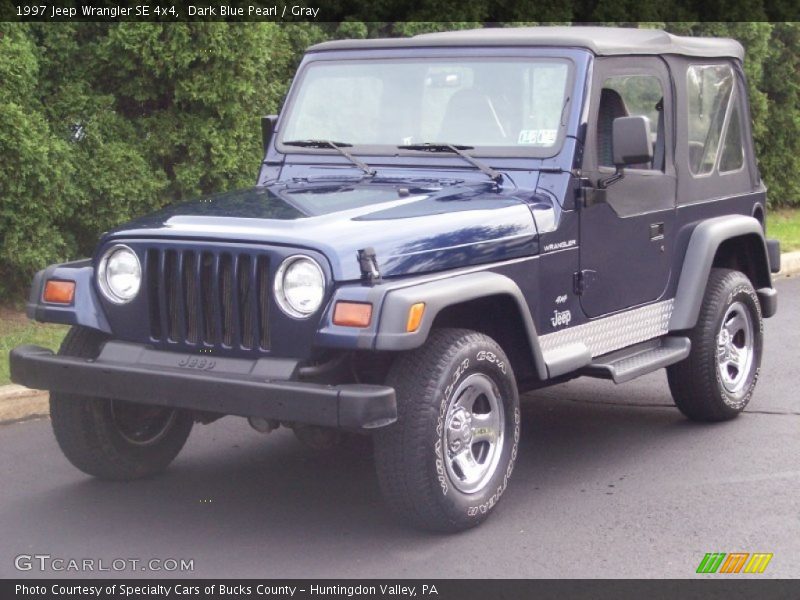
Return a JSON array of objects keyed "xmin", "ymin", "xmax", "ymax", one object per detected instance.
[
  {"xmin": 398, "ymin": 143, "xmax": 503, "ymax": 185},
  {"xmin": 283, "ymin": 139, "xmax": 376, "ymax": 177}
]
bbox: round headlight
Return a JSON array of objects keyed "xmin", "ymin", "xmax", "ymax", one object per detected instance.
[
  {"xmin": 274, "ymin": 256, "xmax": 325, "ymax": 318},
  {"xmin": 98, "ymin": 245, "xmax": 141, "ymax": 304}
]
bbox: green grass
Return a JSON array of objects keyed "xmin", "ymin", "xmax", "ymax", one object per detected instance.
[
  {"xmin": 0, "ymin": 313, "xmax": 67, "ymax": 386},
  {"xmin": 769, "ymin": 209, "xmax": 800, "ymax": 252}
]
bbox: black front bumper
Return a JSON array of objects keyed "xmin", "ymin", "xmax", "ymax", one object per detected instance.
[{"xmin": 9, "ymin": 342, "xmax": 396, "ymax": 430}]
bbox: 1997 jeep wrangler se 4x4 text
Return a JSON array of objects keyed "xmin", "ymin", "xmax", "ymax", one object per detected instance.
[{"xmin": 11, "ymin": 28, "xmax": 781, "ymax": 532}]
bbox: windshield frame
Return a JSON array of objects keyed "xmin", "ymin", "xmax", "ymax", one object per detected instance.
[{"xmin": 276, "ymin": 51, "xmax": 577, "ymax": 160}]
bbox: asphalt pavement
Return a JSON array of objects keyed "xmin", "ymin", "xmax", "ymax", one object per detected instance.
[{"xmin": 1, "ymin": 277, "xmax": 798, "ymax": 579}]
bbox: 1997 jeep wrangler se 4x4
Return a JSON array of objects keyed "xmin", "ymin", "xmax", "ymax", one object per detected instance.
[{"xmin": 11, "ymin": 27, "xmax": 781, "ymax": 532}]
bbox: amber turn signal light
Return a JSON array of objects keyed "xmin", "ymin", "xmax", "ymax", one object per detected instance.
[
  {"xmin": 43, "ymin": 280, "xmax": 76, "ymax": 304},
  {"xmin": 333, "ymin": 301, "xmax": 372, "ymax": 328},
  {"xmin": 406, "ymin": 302, "xmax": 426, "ymax": 332}
]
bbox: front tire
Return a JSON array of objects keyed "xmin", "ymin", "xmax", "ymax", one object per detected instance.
[
  {"xmin": 374, "ymin": 329, "xmax": 520, "ymax": 532},
  {"xmin": 667, "ymin": 268, "xmax": 763, "ymax": 421},
  {"xmin": 50, "ymin": 326, "xmax": 194, "ymax": 480}
]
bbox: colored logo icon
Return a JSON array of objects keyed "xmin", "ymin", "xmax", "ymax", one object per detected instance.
[{"xmin": 696, "ymin": 553, "xmax": 773, "ymax": 574}]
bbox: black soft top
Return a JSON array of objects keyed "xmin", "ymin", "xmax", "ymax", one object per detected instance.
[{"xmin": 308, "ymin": 26, "xmax": 744, "ymax": 61}]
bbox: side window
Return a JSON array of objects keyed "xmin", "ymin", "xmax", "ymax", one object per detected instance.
[
  {"xmin": 597, "ymin": 74, "xmax": 664, "ymax": 169},
  {"xmin": 687, "ymin": 65, "xmax": 737, "ymax": 175}
]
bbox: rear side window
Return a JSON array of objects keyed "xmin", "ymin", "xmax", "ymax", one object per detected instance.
[
  {"xmin": 687, "ymin": 65, "xmax": 741, "ymax": 175},
  {"xmin": 718, "ymin": 98, "xmax": 744, "ymax": 172}
]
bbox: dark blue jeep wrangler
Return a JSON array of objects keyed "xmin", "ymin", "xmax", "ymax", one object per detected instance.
[{"xmin": 10, "ymin": 27, "xmax": 781, "ymax": 532}]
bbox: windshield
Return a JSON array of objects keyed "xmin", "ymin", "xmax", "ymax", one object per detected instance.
[{"xmin": 280, "ymin": 58, "xmax": 572, "ymax": 156}]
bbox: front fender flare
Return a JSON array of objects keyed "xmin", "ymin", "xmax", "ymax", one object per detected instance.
[
  {"xmin": 374, "ymin": 271, "xmax": 548, "ymax": 380},
  {"xmin": 316, "ymin": 270, "xmax": 549, "ymax": 380}
]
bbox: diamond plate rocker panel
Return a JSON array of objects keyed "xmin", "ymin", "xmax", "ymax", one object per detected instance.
[{"xmin": 540, "ymin": 299, "xmax": 675, "ymax": 360}]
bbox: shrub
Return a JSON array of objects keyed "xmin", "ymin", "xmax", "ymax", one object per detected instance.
[{"xmin": 1, "ymin": 21, "xmax": 799, "ymax": 304}]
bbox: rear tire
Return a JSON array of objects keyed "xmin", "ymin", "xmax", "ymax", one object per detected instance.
[
  {"xmin": 374, "ymin": 328, "xmax": 520, "ymax": 532},
  {"xmin": 667, "ymin": 268, "xmax": 763, "ymax": 422},
  {"xmin": 50, "ymin": 326, "xmax": 194, "ymax": 480}
]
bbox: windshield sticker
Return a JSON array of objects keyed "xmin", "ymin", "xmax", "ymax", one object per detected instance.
[{"xmin": 518, "ymin": 129, "xmax": 558, "ymax": 146}]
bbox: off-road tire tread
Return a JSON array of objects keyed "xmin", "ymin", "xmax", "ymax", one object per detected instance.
[
  {"xmin": 374, "ymin": 328, "xmax": 515, "ymax": 532},
  {"xmin": 667, "ymin": 268, "xmax": 762, "ymax": 422}
]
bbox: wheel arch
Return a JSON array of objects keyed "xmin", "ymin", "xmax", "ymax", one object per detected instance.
[
  {"xmin": 752, "ymin": 202, "xmax": 765, "ymax": 226},
  {"xmin": 670, "ymin": 215, "xmax": 772, "ymax": 330},
  {"xmin": 375, "ymin": 271, "xmax": 548, "ymax": 380},
  {"xmin": 430, "ymin": 294, "xmax": 538, "ymax": 382}
]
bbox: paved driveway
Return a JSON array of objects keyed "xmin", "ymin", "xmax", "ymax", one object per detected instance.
[{"xmin": 1, "ymin": 277, "xmax": 798, "ymax": 579}]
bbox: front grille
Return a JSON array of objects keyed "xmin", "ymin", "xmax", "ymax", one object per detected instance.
[{"xmin": 146, "ymin": 248, "xmax": 270, "ymax": 351}]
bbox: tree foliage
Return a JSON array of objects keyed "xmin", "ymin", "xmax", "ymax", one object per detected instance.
[{"xmin": 0, "ymin": 21, "xmax": 798, "ymax": 301}]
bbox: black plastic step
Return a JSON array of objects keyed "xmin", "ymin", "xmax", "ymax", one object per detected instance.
[{"xmin": 581, "ymin": 336, "xmax": 691, "ymax": 383}]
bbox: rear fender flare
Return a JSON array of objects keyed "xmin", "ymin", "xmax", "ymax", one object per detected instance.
[{"xmin": 669, "ymin": 215, "xmax": 771, "ymax": 330}]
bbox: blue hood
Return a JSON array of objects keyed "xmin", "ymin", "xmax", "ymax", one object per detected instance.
[{"xmin": 104, "ymin": 180, "xmax": 547, "ymax": 281}]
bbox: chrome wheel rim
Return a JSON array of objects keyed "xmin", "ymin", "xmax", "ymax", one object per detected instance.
[
  {"xmin": 110, "ymin": 400, "xmax": 178, "ymax": 446},
  {"xmin": 443, "ymin": 373, "xmax": 505, "ymax": 494},
  {"xmin": 716, "ymin": 301, "xmax": 755, "ymax": 396}
]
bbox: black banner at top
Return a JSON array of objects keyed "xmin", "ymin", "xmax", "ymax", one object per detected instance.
[{"xmin": 1, "ymin": 0, "xmax": 800, "ymax": 22}]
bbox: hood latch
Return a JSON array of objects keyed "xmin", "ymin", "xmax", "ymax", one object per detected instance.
[{"xmin": 358, "ymin": 247, "xmax": 382, "ymax": 285}]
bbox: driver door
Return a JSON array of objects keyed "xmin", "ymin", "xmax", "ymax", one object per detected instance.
[{"xmin": 579, "ymin": 57, "xmax": 677, "ymax": 318}]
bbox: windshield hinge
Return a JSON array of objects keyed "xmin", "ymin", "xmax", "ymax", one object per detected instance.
[{"xmin": 358, "ymin": 247, "xmax": 382, "ymax": 285}]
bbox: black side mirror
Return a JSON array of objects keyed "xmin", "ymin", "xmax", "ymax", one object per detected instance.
[
  {"xmin": 612, "ymin": 115, "xmax": 653, "ymax": 167},
  {"xmin": 599, "ymin": 116, "xmax": 653, "ymax": 189},
  {"xmin": 261, "ymin": 115, "xmax": 278, "ymax": 154}
]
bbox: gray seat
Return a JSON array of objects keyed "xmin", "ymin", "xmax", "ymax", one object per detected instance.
[{"xmin": 597, "ymin": 88, "xmax": 629, "ymax": 167}]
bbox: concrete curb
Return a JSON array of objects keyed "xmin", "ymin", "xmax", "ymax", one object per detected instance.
[
  {"xmin": 776, "ymin": 250, "xmax": 800, "ymax": 279},
  {"xmin": 2, "ymin": 250, "xmax": 799, "ymax": 424},
  {"xmin": 0, "ymin": 385, "xmax": 49, "ymax": 423}
]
